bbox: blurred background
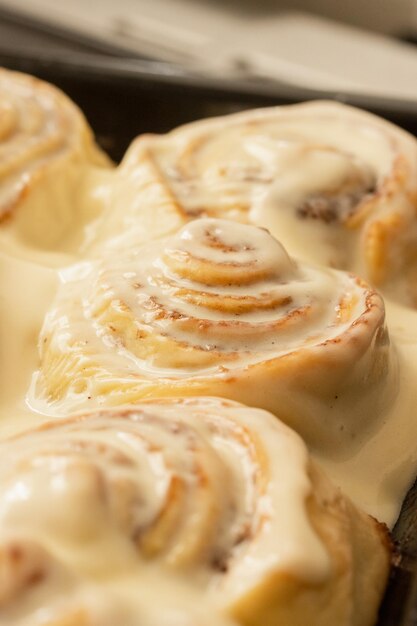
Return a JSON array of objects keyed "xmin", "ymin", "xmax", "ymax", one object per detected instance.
[{"xmin": 1, "ymin": 0, "xmax": 417, "ymax": 100}]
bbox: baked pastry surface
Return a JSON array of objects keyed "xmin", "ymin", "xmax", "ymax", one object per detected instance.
[
  {"xmin": 103, "ymin": 101, "xmax": 417, "ymax": 306},
  {"xmin": 0, "ymin": 398, "xmax": 391, "ymax": 626},
  {"xmin": 34, "ymin": 217, "xmax": 397, "ymax": 452}
]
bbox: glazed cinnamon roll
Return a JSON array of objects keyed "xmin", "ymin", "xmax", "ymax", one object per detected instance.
[
  {"xmin": 113, "ymin": 101, "xmax": 417, "ymax": 306},
  {"xmin": 0, "ymin": 68, "xmax": 110, "ymax": 251},
  {"xmin": 0, "ymin": 399, "xmax": 391, "ymax": 626},
  {"xmin": 34, "ymin": 218, "xmax": 397, "ymax": 452}
]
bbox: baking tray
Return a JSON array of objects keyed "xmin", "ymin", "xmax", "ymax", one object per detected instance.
[{"xmin": 0, "ymin": 33, "xmax": 417, "ymax": 626}]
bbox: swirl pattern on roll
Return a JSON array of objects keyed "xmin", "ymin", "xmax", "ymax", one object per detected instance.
[
  {"xmin": 34, "ymin": 218, "xmax": 396, "ymax": 450},
  {"xmin": 114, "ymin": 101, "xmax": 417, "ymax": 305},
  {"xmin": 0, "ymin": 68, "xmax": 110, "ymax": 252},
  {"xmin": 0, "ymin": 399, "xmax": 390, "ymax": 626}
]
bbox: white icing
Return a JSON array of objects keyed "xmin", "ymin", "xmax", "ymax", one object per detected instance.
[
  {"xmin": 126, "ymin": 101, "xmax": 417, "ymax": 307},
  {"xmin": 0, "ymin": 399, "xmax": 329, "ymax": 622},
  {"xmin": 35, "ymin": 218, "xmax": 383, "ymax": 374}
]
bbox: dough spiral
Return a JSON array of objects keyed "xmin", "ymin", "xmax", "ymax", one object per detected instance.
[
  {"xmin": 0, "ymin": 68, "xmax": 110, "ymax": 251},
  {"xmin": 110, "ymin": 101, "xmax": 417, "ymax": 306},
  {"xmin": 0, "ymin": 399, "xmax": 390, "ymax": 626},
  {"xmin": 35, "ymin": 218, "xmax": 397, "ymax": 451}
]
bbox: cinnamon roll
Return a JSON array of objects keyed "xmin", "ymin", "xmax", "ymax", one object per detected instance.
[
  {"xmin": 0, "ymin": 399, "xmax": 391, "ymax": 626},
  {"xmin": 34, "ymin": 218, "xmax": 397, "ymax": 452},
  {"xmin": 114, "ymin": 101, "xmax": 417, "ymax": 306},
  {"xmin": 0, "ymin": 68, "xmax": 110, "ymax": 252}
]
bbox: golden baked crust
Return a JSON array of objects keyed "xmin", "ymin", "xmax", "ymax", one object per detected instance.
[
  {"xmin": 0, "ymin": 398, "xmax": 390, "ymax": 626},
  {"xmin": 34, "ymin": 218, "xmax": 397, "ymax": 452}
]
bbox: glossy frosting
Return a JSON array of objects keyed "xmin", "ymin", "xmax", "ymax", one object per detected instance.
[
  {"xmin": 109, "ymin": 101, "xmax": 417, "ymax": 306},
  {"xmin": 0, "ymin": 399, "xmax": 389, "ymax": 626},
  {"xmin": 34, "ymin": 218, "xmax": 397, "ymax": 457}
]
